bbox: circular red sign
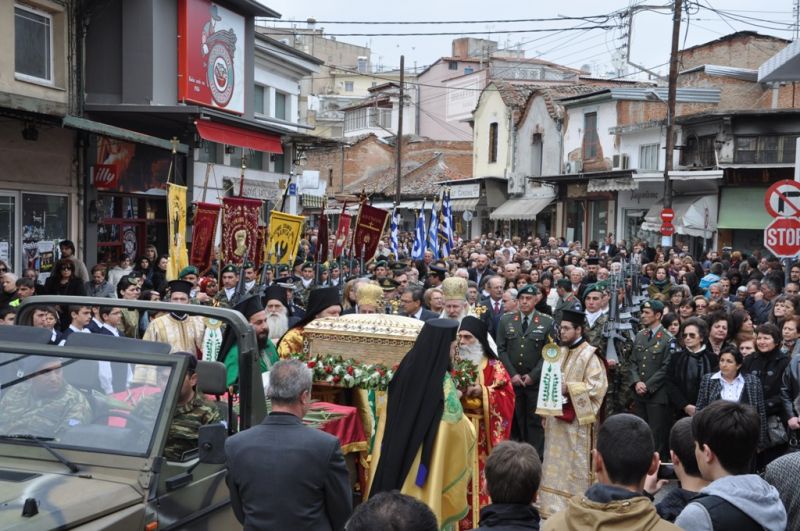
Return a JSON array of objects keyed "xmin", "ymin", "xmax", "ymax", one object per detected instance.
[
  {"xmin": 765, "ymin": 179, "xmax": 800, "ymax": 218},
  {"xmin": 660, "ymin": 222, "xmax": 675, "ymax": 236},
  {"xmin": 764, "ymin": 217, "xmax": 800, "ymax": 257},
  {"xmin": 660, "ymin": 208, "xmax": 675, "ymax": 222}
]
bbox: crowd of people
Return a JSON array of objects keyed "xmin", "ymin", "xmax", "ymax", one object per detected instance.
[{"xmin": 3, "ymin": 231, "xmax": 800, "ymax": 530}]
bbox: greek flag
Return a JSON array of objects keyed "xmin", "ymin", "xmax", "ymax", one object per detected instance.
[
  {"xmin": 440, "ymin": 189, "xmax": 454, "ymax": 257},
  {"xmin": 411, "ymin": 202, "xmax": 426, "ymax": 260},
  {"xmin": 427, "ymin": 199, "xmax": 440, "ymax": 259},
  {"xmin": 389, "ymin": 207, "xmax": 400, "ymax": 258}
]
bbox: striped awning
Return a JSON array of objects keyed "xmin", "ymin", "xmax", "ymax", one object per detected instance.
[
  {"xmin": 302, "ymin": 193, "xmax": 325, "ymax": 209},
  {"xmin": 450, "ymin": 198, "xmax": 480, "ymax": 211}
]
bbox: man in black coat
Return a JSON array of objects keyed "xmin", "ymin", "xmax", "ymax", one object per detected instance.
[{"xmin": 225, "ymin": 359, "xmax": 352, "ymax": 530}]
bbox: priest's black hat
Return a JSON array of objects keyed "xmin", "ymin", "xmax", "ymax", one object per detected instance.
[
  {"xmin": 168, "ymin": 279, "xmax": 193, "ymax": 296},
  {"xmin": 459, "ymin": 315, "xmax": 497, "ymax": 359},
  {"xmin": 234, "ymin": 295, "xmax": 264, "ymax": 320},
  {"xmin": 263, "ymin": 284, "xmax": 288, "ymax": 307},
  {"xmin": 561, "ymin": 308, "xmax": 586, "ymax": 327}
]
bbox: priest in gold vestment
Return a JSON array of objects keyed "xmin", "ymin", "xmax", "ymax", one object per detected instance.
[
  {"xmin": 538, "ymin": 308, "xmax": 608, "ymax": 518},
  {"xmin": 276, "ymin": 287, "xmax": 341, "ymax": 358},
  {"xmin": 368, "ymin": 318, "xmax": 476, "ymax": 530}
]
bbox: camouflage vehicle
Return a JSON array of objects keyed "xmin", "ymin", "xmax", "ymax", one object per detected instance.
[{"xmin": 0, "ymin": 296, "xmax": 266, "ymax": 530}]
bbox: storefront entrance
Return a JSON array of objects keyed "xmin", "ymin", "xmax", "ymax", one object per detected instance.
[{"xmin": 96, "ymin": 194, "xmax": 167, "ymax": 263}]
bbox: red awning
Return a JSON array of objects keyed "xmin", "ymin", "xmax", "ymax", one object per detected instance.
[{"xmin": 194, "ymin": 120, "xmax": 283, "ymax": 154}]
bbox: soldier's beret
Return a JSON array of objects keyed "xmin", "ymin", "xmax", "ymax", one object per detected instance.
[
  {"xmin": 642, "ymin": 299, "xmax": 665, "ymax": 313},
  {"xmin": 582, "ymin": 282, "xmax": 608, "ymax": 301},
  {"xmin": 319, "ymin": 262, "xmax": 329, "ymax": 272},
  {"xmin": 389, "ymin": 261, "xmax": 406, "ymax": 273},
  {"xmin": 263, "ymin": 263, "xmax": 274, "ymax": 272},
  {"xmin": 277, "ymin": 264, "xmax": 289, "ymax": 273},
  {"xmin": 178, "ymin": 266, "xmax": 199, "ymax": 278},
  {"xmin": 302, "ymin": 261, "xmax": 314, "ymax": 270},
  {"xmin": 375, "ymin": 259, "xmax": 388, "ymax": 268},
  {"xmin": 556, "ymin": 278, "xmax": 572, "ymax": 290},
  {"xmin": 242, "ymin": 261, "xmax": 255, "ymax": 269},
  {"xmin": 518, "ymin": 284, "xmax": 540, "ymax": 296},
  {"xmin": 221, "ymin": 264, "xmax": 238, "ymax": 275}
]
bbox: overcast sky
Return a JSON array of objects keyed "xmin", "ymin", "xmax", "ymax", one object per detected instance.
[{"xmin": 258, "ymin": 0, "xmax": 797, "ymax": 78}]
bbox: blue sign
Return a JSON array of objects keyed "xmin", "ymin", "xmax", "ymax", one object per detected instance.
[{"xmin": 288, "ymin": 183, "xmax": 297, "ymax": 196}]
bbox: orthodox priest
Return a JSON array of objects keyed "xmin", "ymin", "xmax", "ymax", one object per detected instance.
[
  {"xmin": 219, "ymin": 295, "xmax": 278, "ymax": 389},
  {"xmin": 538, "ymin": 308, "xmax": 608, "ymax": 518},
  {"xmin": 456, "ymin": 316, "xmax": 515, "ymax": 530},
  {"xmin": 368, "ymin": 319, "xmax": 476, "ymax": 529},
  {"xmin": 276, "ymin": 287, "xmax": 341, "ymax": 358}
]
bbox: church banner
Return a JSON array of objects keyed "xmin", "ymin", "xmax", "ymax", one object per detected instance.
[
  {"xmin": 266, "ymin": 211, "xmax": 305, "ymax": 265},
  {"xmin": 167, "ymin": 183, "xmax": 190, "ymax": 280},
  {"xmin": 221, "ymin": 196, "xmax": 262, "ymax": 266},
  {"xmin": 353, "ymin": 204, "xmax": 389, "ymax": 261},
  {"xmin": 333, "ymin": 212, "xmax": 352, "ymax": 258},
  {"xmin": 189, "ymin": 201, "xmax": 221, "ymax": 272}
]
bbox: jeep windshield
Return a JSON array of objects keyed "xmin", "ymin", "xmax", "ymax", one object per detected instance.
[{"xmin": 0, "ymin": 352, "xmax": 175, "ymax": 456}]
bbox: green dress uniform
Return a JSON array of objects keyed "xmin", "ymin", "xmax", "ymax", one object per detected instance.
[
  {"xmin": 628, "ymin": 324, "xmax": 677, "ymax": 460},
  {"xmin": 496, "ymin": 309, "xmax": 554, "ymax": 456},
  {"xmin": 553, "ymin": 293, "xmax": 581, "ymax": 324}
]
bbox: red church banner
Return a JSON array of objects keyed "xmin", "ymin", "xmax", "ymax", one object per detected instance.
[
  {"xmin": 189, "ymin": 202, "xmax": 221, "ymax": 272},
  {"xmin": 333, "ymin": 213, "xmax": 352, "ymax": 257},
  {"xmin": 352, "ymin": 204, "xmax": 389, "ymax": 261},
  {"xmin": 221, "ymin": 197, "xmax": 262, "ymax": 266}
]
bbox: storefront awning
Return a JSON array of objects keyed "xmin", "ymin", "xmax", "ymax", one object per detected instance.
[
  {"xmin": 588, "ymin": 177, "xmax": 638, "ymax": 192},
  {"xmin": 490, "ymin": 194, "xmax": 555, "ymax": 221},
  {"xmin": 195, "ymin": 120, "xmax": 283, "ymax": 154},
  {"xmin": 717, "ymin": 187, "xmax": 772, "ymax": 230},
  {"xmin": 302, "ymin": 194, "xmax": 325, "ymax": 209},
  {"xmin": 63, "ymin": 115, "xmax": 189, "ymax": 154},
  {"xmin": 450, "ymin": 198, "xmax": 480, "ymax": 211},
  {"xmin": 642, "ymin": 195, "xmax": 717, "ymax": 237}
]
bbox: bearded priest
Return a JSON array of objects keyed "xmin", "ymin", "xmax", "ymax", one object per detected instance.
[
  {"xmin": 538, "ymin": 308, "xmax": 608, "ymax": 518},
  {"xmin": 456, "ymin": 315, "xmax": 515, "ymax": 530}
]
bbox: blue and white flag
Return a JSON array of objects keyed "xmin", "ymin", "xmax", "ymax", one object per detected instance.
[
  {"xmin": 411, "ymin": 202, "xmax": 427, "ymax": 260},
  {"xmin": 440, "ymin": 189, "xmax": 454, "ymax": 257},
  {"xmin": 427, "ymin": 199, "xmax": 440, "ymax": 259},
  {"xmin": 389, "ymin": 207, "xmax": 400, "ymax": 258}
]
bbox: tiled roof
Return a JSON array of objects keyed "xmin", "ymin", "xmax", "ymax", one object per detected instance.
[
  {"xmin": 492, "ymin": 81, "xmax": 540, "ymax": 109},
  {"xmin": 344, "ymin": 154, "xmax": 470, "ymax": 198}
]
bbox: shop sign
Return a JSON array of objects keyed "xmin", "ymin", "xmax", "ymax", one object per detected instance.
[
  {"xmin": 178, "ymin": 0, "xmax": 245, "ymax": 114},
  {"xmin": 450, "ymin": 183, "xmax": 480, "ymax": 199},
  {"xmin": 93, "ymin": 164, "xmax": 119, "ymax": 190}
]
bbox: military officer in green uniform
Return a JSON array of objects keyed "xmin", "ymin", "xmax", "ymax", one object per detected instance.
[
  {"xmin": 628, "ymin": 299, "xmax": 677, "ymax": 460},
  {"xmin": 582, "ymin": 283, "xmax": 608, "ymax": 355},
  {"xmin": 496, "ymin": 284, "xmax": 554, "ymax": 456},
  {"xmin": 134, "ymin": 353, "xmax": 221, "ymax": 461},
  {"xmin": 553, "ymin": 278, "xmax": 582, "ymax": 324},
  {"xmin": 294, "ymin": 262, "xmax": 316, "ymax": 308},
  {"xmin": 214, "ymin": 264, "xmax": 239, "ymax": 308}
]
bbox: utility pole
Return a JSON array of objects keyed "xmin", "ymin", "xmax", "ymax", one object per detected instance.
[
  {"xmin": 395, "ymin": 55, "xmax": 404, "ymax": 205},
  {"xmin": 662, "ymin": 0, "xmax": 682, "ymax": 251}
]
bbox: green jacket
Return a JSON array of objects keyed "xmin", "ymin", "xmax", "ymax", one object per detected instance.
[
  {"xmin": 628, "ymin": 325, "xmax": 677, "ymax": 405},
  {"xmin": 224, "ymin": 340, "xmax": 279, "ymax": 388},
  {"xmin": 496, "ymin": 310, "xmax": 554, "ymax": 383}
]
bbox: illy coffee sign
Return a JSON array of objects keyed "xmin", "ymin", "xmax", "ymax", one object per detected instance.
[{"xmin": 93, "ymin": 164, "xmax": 119, "ymax": 190}]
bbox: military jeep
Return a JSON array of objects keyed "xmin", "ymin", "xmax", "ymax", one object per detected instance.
[{"xmin": 0, "ymin": 296, "xmax": 266, "ymax": 530}]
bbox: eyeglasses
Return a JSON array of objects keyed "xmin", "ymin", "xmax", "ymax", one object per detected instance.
[
  {"xmin": 0, "ymin": 268, "xmax": 7, "ymax": 273},
  {"xmin": 683, "ymin": 332, "xmax": 699, "ymax": 338}
]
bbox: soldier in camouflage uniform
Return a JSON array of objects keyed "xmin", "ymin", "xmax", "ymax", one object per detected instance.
[
  {"xmin": 0, "ymin": 356, "xmax": 92, "ymax": 438},
  {"xmin": 134, "ymin": 353, "xmax": 221, "ymax": 461},
  {"xmin": 294, "ymin": 262, "xmax": 316, "ymax": 309}
]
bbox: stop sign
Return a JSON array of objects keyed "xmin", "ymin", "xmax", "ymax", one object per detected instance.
[{"xmin": 764, "ymin": 217, "xmax": 800, "ymax": 257}]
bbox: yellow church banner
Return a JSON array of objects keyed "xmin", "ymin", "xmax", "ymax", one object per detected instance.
[
  {"xmin": 266, "ymin": 210, "xmax": 305, "ymax": 265},
  {"xmin": 167, "ymin": 183, "xmax": 189, "ymax": 280}
]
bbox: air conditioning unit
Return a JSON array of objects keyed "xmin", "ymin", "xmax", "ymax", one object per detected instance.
[
  {"xmin": 612, "ymin": 153, "xmax": 630, "ymax": 170},
  {"xmin": 507, "ymin": 174, "xmax": 525, "ymax": 194},
  {"xmin": 565, "ymin": 160, "xmax": 582, "ymax": 174}
]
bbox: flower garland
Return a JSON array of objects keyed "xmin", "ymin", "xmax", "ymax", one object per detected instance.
[{"xmin": 290, "ymin": 353, "xmax": 479, "ymax": 391}]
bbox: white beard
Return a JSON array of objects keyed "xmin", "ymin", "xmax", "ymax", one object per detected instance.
[
  {"xmin": 441, "ymin": 307, "xmax": 469, "ymax": 323},
  {"xmin": 459, "ymin": 342, "xmax": 485, "ymax": 365},
  {"xmin": 266, "ymin": 311, "xmax": 289, "ymax": 340}
]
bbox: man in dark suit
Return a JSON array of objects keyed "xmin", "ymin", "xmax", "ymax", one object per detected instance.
[
  {"xmin": 480, "ymin": 275, "xmax": 505, "ymax": 339},
  {"xmin": 400, "ymin": 287, "xmax": 438, "ymax": 321},
  {"xmin": 468, "ymin": 253, "xmax": 494, "ymax": 287},
  {"xmin": 225, "ymin": 359, "xmax": 352, "ymax": 530}
]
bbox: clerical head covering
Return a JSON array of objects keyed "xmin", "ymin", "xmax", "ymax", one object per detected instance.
[
  {"xmin": 441, "ymin": 276, "xmax": 468, "ymax": 301},
  {"xmin": 561, "ymin": 308, "xmax": 586, "ymax": 327},
  {"xmin": 459, "ymin": 315, "xmax": 497, "ymax": 359},
  {"xmin": 356, "ymin": 283, "xmax": 384, "ymax": 308},
  {"xmin": 586, "ymin": 257, "xmax": 600, "ymax": 266},
  {"xmin": 263, "ymin": 284, "xmax": 288, "ymax": 308},
  {"xmin": 369, "ymin": 318, "xmax": 459, "ymax": 497},
  {"xmin": 167, "ymin": 279, "xmax": 193, "ymax": 297},
  {"xmin": 234, "ymin": 295, "xmax": 264, "ymax": 321},
  {"xmin": 556, "ymin": 278, "xmax": 572, "ymax": 290},
  {"xmin": 291, "ymin": 287, "xmax": 342, "ymax": 331},
  {"xmin": 178, "ymin": 266, "xmax": 199, "ymax": 279}
]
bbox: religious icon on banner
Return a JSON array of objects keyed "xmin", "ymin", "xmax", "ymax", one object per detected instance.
[
  {"xmin": 353, "ymin": 204, "xmax": 389, "ymax": 260},
  {"xmin": 266, "ymin": 211, "xmax": 304, "ymax": 265},
  {"xmin": 333, "ymin": 213, "xmax": 352, "ymax": 257},
  {"xmin": 189, "ymin": 202, "xmax": 221, "ymax": 272},
  {"xmin": 167, "ymin": 183, "xmax": 189, "ymax": 280},
  {"xmin": 221, "ymin": 197, "xmax": 262, "ymax": 266}
]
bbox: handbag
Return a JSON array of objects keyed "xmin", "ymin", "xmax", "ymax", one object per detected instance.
[{"xmin": 766, "ymin": 415, "xmax": 789, "ymax": 447}]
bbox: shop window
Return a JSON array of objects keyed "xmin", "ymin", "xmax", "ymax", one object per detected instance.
[
  {"xmin": 15, "ymin": 5, "xmax": 52, "ymax": 83},
  {"xmin": 488, "ymin": 122, "xmax": 498, "ymax": 163},
  {"xmin": 0, "ymin": 196, "xmax": 15, "ymax": 273},
  {"xmin": 681, "ymin": 134, "xmax": 716, "ymax": 167},
  {"xmin": 734, "ymin": 135, "xmax": 799, "ymax": 164},
  {"xmin": 273, "ymin": 153, "xmax": 286, "ymax": 173},
  {"xmin": 639, "ymin": 143, "xmax": 660, "ymax": 170},
  {"xmin": 249, "ymin": 150, "xmax": 264, "ymax": 171},
  {"xmin": 197, "ymin": 141, "xmax": 222, "ymax": 164},
  {"xmin": 582, "ymin": 112, "xmax": 599, "ymax": 160},
  {"xmin": 21, "ymin": 194, "xmax": 67, "ymax": 276},
  {"xmin": 565, "ymin": 200, "xmax": 585, "ymax": 244},
  {"xmin": 275, "ymin": 92, "xmax": 287, "ymax": 120}
]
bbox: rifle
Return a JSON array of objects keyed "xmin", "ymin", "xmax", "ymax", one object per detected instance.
[
  {"xmin": 602, "ymin": 271, "xmax": 634, "ymax": 363},
  {"xmin": 229, "ymin": 245, "xmax": 250, "ymax": 307}
]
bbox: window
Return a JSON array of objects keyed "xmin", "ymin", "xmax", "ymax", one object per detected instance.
[
  {"xmin": 274, "ymin": 92, "xmax": 287, "ymax": 120},
  {"xmin": 488, "ymin": 122, "xmax": 498, "ymax": 163},
  {"xmin": 582, "ymin": 112, "xmax": 599, "ymax": 160},
  {"xmin": 448, "ymin": 61, "xmax": 458, "ymax": 70},
  {"xmin": 344, "ymin": 81, "xmax": 354, "ymax": 92},
  {"xmin": 197, "ymin": 141, "xmax": 222, "ymax": 164},
  {"xmin": 531, "ymin": 133, "xmax": 543, "ymax": 177},
  {"xmin": 328, "ymin": 168, "xmax": 334, "ymax": 187},
  {"xmin": 344, "ymin": 108, "xmax": 369, "ymax": 132},
  {"xmin": 249, "ymin": 150, "xmax": 264, "ymax": 171},
  {"xmin": 639, "ymin": 143, "xmax": 659, "ymax": 170},
  {"xmin": 15, "ymin": 5, "xmax": 52, "ymax": 83},
  {"xmin": 734, "ymin": 135, "xmax": 799, "ymax": 164},
  {"xmin": 254, "ymin": 85, "xmax": 265, "ymax": 115},
  {"xmin": 273, "ymin": 153, "xmax": 285, "ymax": 173},
  {"xmin": 681, "ymin": 134, "xmax": 717, "ymax": 167}
]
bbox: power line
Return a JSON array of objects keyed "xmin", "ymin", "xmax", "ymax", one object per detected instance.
[
  {"xmin": 265, "ymin": 15, "xmax": 613, "ymax": 25},
  {"xmin": 257, "ymin": 25, "xmax": 618, "ymax": 38}
]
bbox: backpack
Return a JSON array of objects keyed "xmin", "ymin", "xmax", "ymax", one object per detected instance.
[{"xmin": 692, "ymin": 494, "xmax": 763, "ymax": 531}]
